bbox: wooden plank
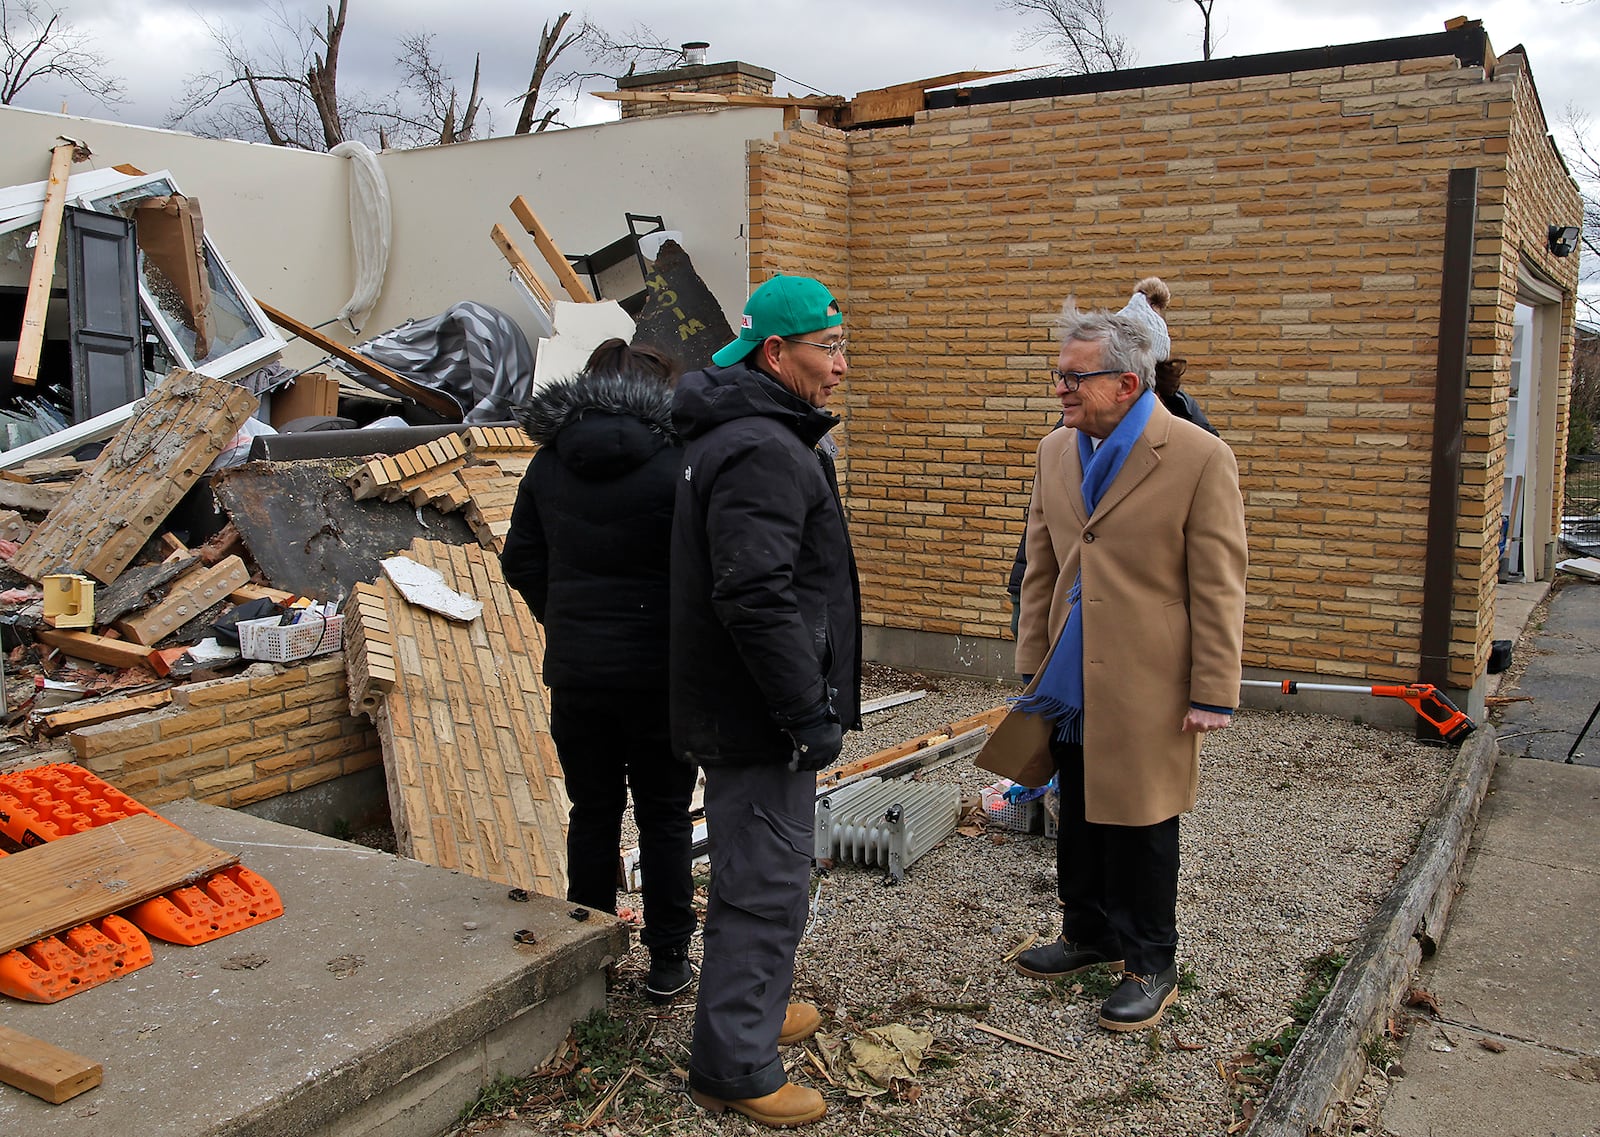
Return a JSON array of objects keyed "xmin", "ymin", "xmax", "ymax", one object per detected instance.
[
  {"xmin": 490, "ymin": 223, "xmax": 555, "ymax": 315},
  {"xmin": 258, "ymin": 302, "xmax": 462, "ymax": 419},
  {"xmin": 38, "ymin": 690, "xmax": 173, "ymax": 737},
  {"xmin": 507, "ymin": 196, "xmax": 595, "ymax": 303},
  {"xmin": 35, "ymin": 628, "xmax": 157, "ymax": 669},
  {"xmin": 229, "ymin": 583, "xmax": 298, "ymax": 606},
  {"xmin": 0, "ymin": 456, "xmax": 88, "ymax": 483},
  {"xmin": 113, "ymin": 555, "xmax": 249, "ymax": 645},
  {"xmin": 0, "ymin": 813, "xmax": 238, "ymax": 953},
  {"xmin": 0, "ymin": 1025, "xmax": 102, "ymax": 1104},
  {"xmin": 12, "ymin": 141, "xmax": 82, "ymax": 388}
]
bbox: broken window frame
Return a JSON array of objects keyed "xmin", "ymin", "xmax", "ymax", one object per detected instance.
[{"xmin": 74, "ymin": 172, "xmax": 285, "ymax": 381}]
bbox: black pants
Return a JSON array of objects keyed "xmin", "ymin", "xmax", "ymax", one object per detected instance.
[
  {"xmin": 689, "ymin": 762, "xmax": 815, "ymax": 1101},
  {"xmin": 549, "ymin": 687, "xmax": 697, "ymax": 952},
  {"xmin": 1052, "ymin": 739, "xmax": 1180, "ymax": 975}
]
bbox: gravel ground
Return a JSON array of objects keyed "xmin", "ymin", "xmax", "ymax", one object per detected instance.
[{"xmin": 460, "ymin": 664, "xmax": 1456, "ymax": 1137}]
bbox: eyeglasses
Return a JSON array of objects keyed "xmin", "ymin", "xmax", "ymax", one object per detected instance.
[
  {"xmin": 786, "ymin": 336, "xmax": 848, "ymax": 359},
  {"xmin": 1049, "ymin": 368, "xmax": 1122, "ymax": 392}
]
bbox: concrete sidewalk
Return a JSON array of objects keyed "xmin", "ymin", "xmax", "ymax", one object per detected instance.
[{"xmin": 1381, "ymin": 577, "xmax": 1600, "ymax": 1137}]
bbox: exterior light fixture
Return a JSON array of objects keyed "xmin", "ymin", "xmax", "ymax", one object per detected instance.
[{"xmin": 1547, "ymin": 224, "xmax": 1581, "ymax": 258}]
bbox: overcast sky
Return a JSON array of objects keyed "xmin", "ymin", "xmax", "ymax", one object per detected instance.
[{"xmin": 12, "ymin": 0, "xmax": 1598, "ymax": 151}]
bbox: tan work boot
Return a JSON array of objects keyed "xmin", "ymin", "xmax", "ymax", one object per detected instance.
[
  {"xmin": 690, "ymin": 1082, "xmax": 826, "ymax": 1128},
  {"xmin": 777, "ymin": 1001, "xmax": 822, "ymax": 1046}
]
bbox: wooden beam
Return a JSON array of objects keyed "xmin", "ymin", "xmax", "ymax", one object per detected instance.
[
  {"xmin": 35, "ymin": 628, "xmax": 158, "ymax": 669},
  {"xmin": 507, "ymin": 196, "xmax": 595, "ymax": 302},
  {"xmin": 38, "ymin": 689, "xmax": 173, "ymax": 737},
  {"xmin": 490, "ymin": 223, "xmax": 555, "ymax": 315},
  {"xmin": 258, "ymin": 302, "xmax": 462, "ymax": 419},
  {"xmin": 0, "ymin": 812, "xmax": 237, "ymax": 953},
  {"xmin": 0, "ymin": 480, "xmax": 70, "ymax": 513},
  {"xmin": 113, "ymin": 554, "xmax": 249, "ymax": 645},
  {"xmin": 12, "ymin": 140, "xmax": 86, "ymax": 388},
  {"xmin": 0, "ymin": 1025, "xmax": 102, "ymax": 1104},
  {"xmin": 592, "ymin": 90, "xmax": 846, "ymax": 108},
  {"xmin": 229, "ymin": 583, "xmax": 298, "ymax": 606}
]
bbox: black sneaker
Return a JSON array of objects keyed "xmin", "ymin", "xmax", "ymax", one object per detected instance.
[
  {"xmin": 1098, "ymin": 964, "xmax": 1179, "ymax": 1031},
  {"xmin": 1013, "ymin": 936, "xmax": 1124, "ymax": 979},
  {"xmin": 644, "ymin": 948, "xmax": 694, "ymax": 1003}
]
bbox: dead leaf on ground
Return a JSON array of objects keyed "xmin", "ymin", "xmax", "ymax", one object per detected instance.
[
  {"xmin": 1405, "ymin": 987, "xmax": 1441, "ymax": 1015},
  {"xmin": 1478, "ymin": 1038, "xmax": 1507, "ymax": 1053}
]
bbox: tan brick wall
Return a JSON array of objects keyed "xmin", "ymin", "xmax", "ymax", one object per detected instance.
[
  {"xmin": 67, "ymin": 656, "xmax": 381, "ymax": 808},
  {"xmin": 745, "ymin": 50, "xmax": 1580, "ymax": 691}
]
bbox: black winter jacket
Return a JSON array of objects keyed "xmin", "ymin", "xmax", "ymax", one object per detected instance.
[
  {"xmin": 669, "ymin": 360, "xmax": 862, "ymax": 767},
  {"xmin": 501, "ymin": 372, "xmax": 680, "ymax": 692}
]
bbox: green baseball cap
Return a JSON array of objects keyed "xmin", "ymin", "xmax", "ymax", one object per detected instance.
[{"xmin": 712, "ymin": 274, "xmax": 842, "ymax": 367}]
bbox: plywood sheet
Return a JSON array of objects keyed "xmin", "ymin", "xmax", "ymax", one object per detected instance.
[{"xmin": 0, "ymin": 813, "xmax": 238, "ymax": 953}]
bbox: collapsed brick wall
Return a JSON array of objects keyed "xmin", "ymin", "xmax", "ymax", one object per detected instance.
[
  {"xmin": 67, "ymin": 657, "xmax": 381, "ymax": 808},
  {"xmin": 742, "ymin": 52, "xmax": 1579, "ymax": 691}
]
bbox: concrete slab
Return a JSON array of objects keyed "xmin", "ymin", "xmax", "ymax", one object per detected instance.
[
  {"xmin": 1497, "ymin": 580, "xmax": 1600, "ymax": 764},
  {"xmin": 0, "ymin": 800, "xmax": 627, "ymax": 1137},
  {"xmin": 1382, "ymin": 1026, "xmax": 1600, "ymax": 1137}
]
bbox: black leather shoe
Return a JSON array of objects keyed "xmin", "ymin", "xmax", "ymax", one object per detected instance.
[
  {"xmin": 645, "ymin": 947, "xmax": 694, "ymax": 1003},
  {"xmin": 1013, "ymin": 936, "xmax": 1124, "ymax": 979},
  {"xmin": 1098, "ymin": 964, "xmax": 1179, "ymax": 1031}
]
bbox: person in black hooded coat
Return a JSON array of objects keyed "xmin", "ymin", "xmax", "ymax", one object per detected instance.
[{"xmin": 501, "ymin": 338, "xmax": 697, "ymax": 1003}]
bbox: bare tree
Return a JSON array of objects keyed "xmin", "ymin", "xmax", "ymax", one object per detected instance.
[
  {"xmin": 387, "ymin": 32, "xmax": 485, "ymax": 147},
  {"xmin": 1564, "ymin": 109, "xmax": 1600, "ymax": 321},
  {"xmin": 1004, "ymin": 0, "xmax": 1134, "ymax": 74},
  {"xmin": 1193, "ymin": 0, "xmax": 1217, "ymax": 61},
  {"xmin": 1, "ymin": 0, "xmax": 122, "ymax": 106},
  {"xmin": 168, "ymin": 0, "xmax": 365, "ymax": 150},
  {"xmin": 510, "ymin": 14, "xmax": 683, "ymax": 134}
]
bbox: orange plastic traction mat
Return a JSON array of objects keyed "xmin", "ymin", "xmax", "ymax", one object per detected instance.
[
  {"xmin": 0, "ymin": 896, "xmax": 154, "ymax": 1004},
  {"xmin": 0, "ymin": 764, "xmax": 284, "ymax": 950}
]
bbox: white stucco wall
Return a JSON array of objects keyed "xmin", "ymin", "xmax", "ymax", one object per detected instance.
[
  {"xmin": 0, "ymin": 103, "xmax": 778, "ymax": 367},
  {"xmin": 374, "ymin": 106, "xmax": 778, "ymax": 341}
]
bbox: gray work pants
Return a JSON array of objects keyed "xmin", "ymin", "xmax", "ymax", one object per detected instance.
[{"xmin": 687, "ymin": 762, "xmax": 815, "ymax": 1100}]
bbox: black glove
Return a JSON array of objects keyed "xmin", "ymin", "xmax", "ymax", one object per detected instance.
[{"xmin": 787, "ymin": 719, "xmax": 843, "ymax": 772}]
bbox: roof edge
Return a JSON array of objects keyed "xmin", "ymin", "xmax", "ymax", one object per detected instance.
[{"xmin": 925, "ymin": 25, "xmax": 1489, "ymax": 111}]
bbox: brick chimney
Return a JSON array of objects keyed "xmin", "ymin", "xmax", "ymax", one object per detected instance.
[{"xmin": 616, "ymin": 43, "xmax": 776, "ymax": 119}]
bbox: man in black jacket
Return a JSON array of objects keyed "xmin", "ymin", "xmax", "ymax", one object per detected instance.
[{"xmin": 671, "ymin": 275, "xmax": 861, "ymax": 1129}]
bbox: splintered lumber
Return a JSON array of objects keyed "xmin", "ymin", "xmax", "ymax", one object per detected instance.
[
  {"xmin": 349, "ymin": 538, "xmax": 567, "ymax": 897},
  {"xmin": 0, "ymin": 1025, "xmax": 102, "ymax": 1104},
  {"xmin": 508, "ymin": 196, "xmax": 595, "ymax": 303},
  {"xmin": 489, "ymin": 223, "xmax": 556, "ymax": 317},
  {"xmin": 343, "ymin": 580, "xmax": 397, "ymax": 714},
  {"xmin": 38, "ymin": 689, "xmax": 173, "ymax": 737},
  {"xmin": 346, "ymin": 432, "xmax": 468, "ymax": 501},
  {"xmin": 259, "ymin": 302, "xmax": 461, "ymax": 419},
  {"xmin": 0, "ymin": 812, "xmax": 237, "ymax": 954},
  {"xmin": 0, "ymin": 479, "xmax": 70, "ymax": 513},
  {"xmin": 113, "ymin": 555, "xmax": 249, "ymax": 645},
  {"xmin": 0, "ymin": 456, "xmax": 89, "ymax": 483},
  {"xmin": 9, "ymin": 370, "xmax": 258, "ymax": 584},
  {"xmin": 12, "ymin": 140, "xmax": 86, "ymax": 388}
]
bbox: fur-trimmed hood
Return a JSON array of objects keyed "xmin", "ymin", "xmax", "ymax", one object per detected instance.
[
  {"xmin": 513, "ymin": 372, "xmax": 676, "ymax": 444},
  {"xmin": 513, "ymin": 372, "xmax": 678, "ymax": 482}
]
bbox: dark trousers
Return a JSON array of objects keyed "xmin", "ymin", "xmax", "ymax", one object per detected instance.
[
  {"xmin": 1052, "ymin": 739, "xmax": 1180, "ymax": 975},
  {"xmin": 689, "ymin": 762, "xmax": 815, "ymax": 1100},
  {"xmin": 549, "ymin": 687, "xmax": 697, "ymax": 952}
]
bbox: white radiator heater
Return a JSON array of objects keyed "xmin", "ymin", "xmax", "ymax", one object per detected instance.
[{"xmin": 814, "ymin": 776, "xmax": 961, "ymax": 883}]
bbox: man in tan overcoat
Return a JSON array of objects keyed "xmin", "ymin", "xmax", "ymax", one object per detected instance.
[{"xmin": 1009, "ymin": 301, "xmax": 1246, "ymax": 1031}]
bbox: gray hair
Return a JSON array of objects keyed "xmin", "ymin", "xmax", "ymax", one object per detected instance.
[{"xmin": 1055, "ymin": 301, "xmax": 1157, "ymax": 393}]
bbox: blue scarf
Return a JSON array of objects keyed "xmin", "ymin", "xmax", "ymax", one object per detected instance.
[{"xmin": 1014, "ymin": 389, "xmax": 1156, "ymax": 742}]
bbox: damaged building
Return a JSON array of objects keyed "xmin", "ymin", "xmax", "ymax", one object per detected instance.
[{"xmin": 0, "ymin": 15, "xmax": 1586, "ymax": 1136}]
